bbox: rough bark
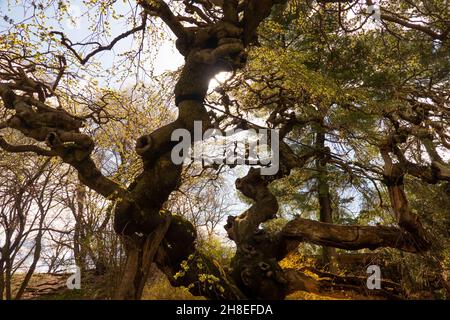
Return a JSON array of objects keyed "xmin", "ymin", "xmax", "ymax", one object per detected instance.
[
  {"xmin": 114, "ymin": 214, "xmax": 171, "ymax": 300},
  {"xmin": 225, "ymin": 168, "xmax": 288, "ymax": 299},
  {"xmin": 282, "ymin": 217, "xmax": 427, "ymax": 253}
]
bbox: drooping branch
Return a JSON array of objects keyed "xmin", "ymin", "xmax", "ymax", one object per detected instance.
[
  {"xmin": 380, "ymin": 117, "xmax": 450, "ymax": 184},
  {"xmin": 365, "ymin": 0, "xmax": 449, "ymax": 40},
  {"xmin": 397, "ymin": 151, "xmax": 450, "ymax": 184},
  {"xmin": 0, "ymin": 136, "xmax": 57, "ymax": 157},
  {"xmin": 275, "ymin": 140, "xmax": 431, "ymax": 255},
  {"xmin": 0, "ymin": 83, "xmax": 125, "ymax": 199},
  {"xmin": 282, "ymin": 217, "xmax": 426, "ymax": 254},
  {"xmin": 379, "ymin": 10, "xmax": 448, "ymax": 41}
]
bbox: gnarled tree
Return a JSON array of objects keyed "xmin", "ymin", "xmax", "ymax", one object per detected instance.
[{"xmin": 0, "ymin": 0, "xmax": 448, "ymax": 300}]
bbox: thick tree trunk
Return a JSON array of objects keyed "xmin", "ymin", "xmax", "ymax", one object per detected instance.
[
  {"xmin": 114, "ymin": 215, "xmax": 171, "ymax": 300},
  {"xmin": 381, "ymin": 152, "xmax": 431, "ymax": 251},
  {"xmin": 225, "ymin": 168, "xmax": 288, "ymax": 299},
  {"xmin": 111, "ymin": 5, "xmax": 259, "ymax": 298},
  {"xmin": 112, "ymin": 54, "xmax": 217, "ymax": 299}
]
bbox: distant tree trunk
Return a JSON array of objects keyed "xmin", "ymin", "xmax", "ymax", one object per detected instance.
[
  {"xmin": 14, "ymin": 227, "xmax": 44, "ymax": 299},
  {"xmin": 0, "ymin": 265, "xmax": 4, "ymax": 300},
  {"xmin": 4, "ymin": 256, "xmax": 12, "ymax": 300},
  {"xmin": 315, "ymin": 123, "xmax": 336, "ymax": 272},
  {"xmin": 73, "ymin": 183, "xmax": 87, "ymax": 271}
]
